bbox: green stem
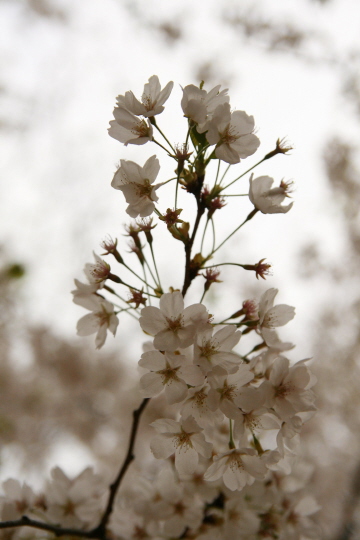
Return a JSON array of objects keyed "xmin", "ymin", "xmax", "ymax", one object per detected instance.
[
  {"xmin": 210, "ymin": 217, "xmax": 216, "ymax": 253},
  {"xmin": 121, "ymin": 261, "xmax": 157, "ymax": 291},
  {"xmin": 229, "ymin": 419, "xmax": 235, "ymax": 449},
  {"xmin": 210, "ymin": 209, "xmax": 258, "ymax": 257},
  {"xmin": 222, "ymin": 158, "xmax": 265, "ymax": 191},
  {"xmin": 200, "ymin": 218, "xmax": 210, "ymax": 253},
  {"xmin": 218, "ymin": 164, "xmax": 231, "ymax": 186},
  {"xmin": 149, "ymin": 243, "xmax": 162, "ymax": 290},
  {"xmin": 152, "ymin": 138, "xmax": 172, "ymax": 157},
  {"xmin": 152, "ymin": 119, "xmax": 175, "ymax": 152}
]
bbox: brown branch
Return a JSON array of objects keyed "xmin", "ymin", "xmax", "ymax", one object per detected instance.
[
  {"xmin": 0, "ymin": 397, "xmax": 150, "ymax": 540},
  {"xmin": 93, "ymin": 397, "xmax": 150, "ymax": 536},
  {"xmin": 0, "ymin": 517, "xmax": 99, "ymax": 538}
]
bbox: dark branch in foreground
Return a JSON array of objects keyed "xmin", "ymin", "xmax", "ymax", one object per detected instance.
[{"xmin": 0, "ymin": 397, "xmax": 150, "ymax": 540}]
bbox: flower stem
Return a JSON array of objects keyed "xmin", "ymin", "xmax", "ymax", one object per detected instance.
[
  {"xmin": 222, "ymin": 157, "xmax": 265, "ymax": 191},
  {"xmin": 210, "ymin": 209, "xmax": 258, "ymax": 256},
  {"xmin": 152, "ymin": 118, "xmax": 175, "ymax": 152},
  {"xmin": 229, "ymin": 419, "xmax": 235, "ymax": 449}
]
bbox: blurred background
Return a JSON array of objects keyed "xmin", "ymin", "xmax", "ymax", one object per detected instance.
[{"xmin": 1, "ymin": 0, "xmax": 360, "ymax": 538}]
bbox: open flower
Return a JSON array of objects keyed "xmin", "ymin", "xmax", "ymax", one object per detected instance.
[
  {"xmin": 76, "ymin": 295, "xmax": 119, "ymax": 349},
  {"xmin": 138, "ymin": 350, "xmax": 204, "ymax": 404},
  {"xmin": 266, "ymin": 357, "xmax": 317, "ymax": 420},
  {"xmin": 108, "ymin": 108, "xmax": 153, "ymax": 146},
  {"xmin": 207, "ymin": 365, "xmax": 254, "ymax": 419},
  {"xmin": 150, "ymin": 417, "xmax": 212, "ymax": 476},
  {"xmin": 117, "ymin": 75, "xmax": 174, "ymax": 118},
  {"xmin": 249, "ymin": 174, "xmax": 294, "ymax": 214},
  {"xmin": 206, "ymin": 103, "xmax": 260, "ymax": 164},
  {"xmin": 204, "ymin": 448, "xmax": 267, "ymax": 491},
  {"xmin": 140, "ymin": 291, "xmax": 209, "ymax": 351},
  {"xmin": 181, "ymin": 84, "xmax": 229, "ymax": 130},
  {"xmin": 111, "ymin": 155, "xmax": 161, "ymax": 218},
  {"xmin": 194, "ymin": 325, "xmax": 242, "ymax": 374},
  {"xmin": 258, "ymin": 288, "xmax": 295, "ymax": 346}
]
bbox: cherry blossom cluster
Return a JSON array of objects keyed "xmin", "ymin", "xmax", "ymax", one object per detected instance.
[{"xmin": 0, "ymin": 76, "xmax": 319, "ymax": 539}]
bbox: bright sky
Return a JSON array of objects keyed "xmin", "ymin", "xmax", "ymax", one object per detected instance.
[{"xmin": 1, "ymin": 0, "xmax": 360, "ymax": 364}]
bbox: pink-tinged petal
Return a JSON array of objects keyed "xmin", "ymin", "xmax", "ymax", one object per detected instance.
[
  {"xmin": 265, "ymin": 305, "xmax": 295, "ymax": 327},
  {"xmin": 182, "ymin": 416, "xmax": 202, "ymax": 433},
  {"xmin": 139, "ymin": 372, "xmax": 164, "ymax": 397},
  {"xmin": 113, "ymin": 107, "xmax": 139, "ymax": 128},
  {"xmin": 269, "ymin": 357, "xmax": 289, "ymax": 386},
  {"xmin": 119, "ymin": 159, "xmax": 143, "ymax": 184},
  {"xmin": 153, "ymin": 329, "xmax": 180, "ymax": 351},
  {"xmin": 207, "ymin": 389, "xmax": 221, "ymax": 412},
  {"xmin": 157, "ymin": 80, "xmax": 174, "ymax": 106},
  {"xmin": 140, "ymin": 306, "xmax": 166, "ymax": 335},
  {"xmin": 231, "ymin": 111, "xmax": 255, "ymax": 135},
  {"xmin": 150, "ymin": 435, "xmax": 175, "ymax": 459},
  {"xmin": 259, "ymin": 288, "xmax": 278, "ymax": 318},
  {"xmin": 142, "ymin": 155, "xmax": 160, "ymax": 183},
  {"xmin": 288, "ymin": 365, "xmax": 311, "ymax": 389},
  {"xmin": 108, "ymin": 120, "xmax": 131, "ymax": 144},
  {"xmin": 215, "ymin": 326, "xmax": 241, "ymax": 349},
  {"xmin": 220, "ymin": 399, "xmax": 241, "ymax": 420},
  {"xmin": 215, "ymin": 144, "xmax": 240, "ymax": 164},
  {"xmin": 175, "ymin": 446, "xmax": 198, "ymax": 475},
  {"xmin": 241, "ymin": 455, "xmax": 267, "ymax": 479},
  {"xmin": 204, "ymin": 457, "xmax": 227, "ymax": 482},
  {"xmin": 124, "ymin": 90, "xmax": 146, "ymax": 116},
  {"xmin": 139, "ymin": 350, "xmax": 166, "ymax": 370},
  {"xmin": 176, "ymin": 326, "xmax": 197, "ymax": 348},
  {"xmin": 159, "ymin": 291, "xmax": 184, "ymax": 317},
  {"xmin": 223, "ymin": 466, "xmax": 248, "ymax": 491},
  {"xmin": 164, "ymin": 379, "xmax": 188, "ymax": 404},
  {"xmin": 179, "ymin": 365, "xmax": 204, "ymax": 386},
  {"xmin": 77, "ymin": 313, "xmax": 98, "ymax": 336},
  {"xmin": 151, "ymin": 418, "xmax": 180, "ymax": 433},
  {"xmin": 232, "ymin": 133, "xmax": 260, "ymax": 158},
  {"xmin": 183, "ymin": 303, "xmax": 208, "ymax": 324},
  {"xmin": 191, "ymin": 433, "xmax": 212, "ymax": 458},
  {"xmin": 95, "ymin": 324, "xmax": 108, "ymax": 349}
]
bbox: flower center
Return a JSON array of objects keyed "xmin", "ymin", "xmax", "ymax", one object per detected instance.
[
  {"xmin": 158, "ymin": 364, "xmax": 180, "ymax": 385},
  {"xmin": 174, "ymin": 431, "xmax": 192, "ymax": 450},
  {"xmin": 228, "ymin": 452, "xmax": 244, "ymax": 471},
  {"xmin": 133, "ymin": 178, "xmax": 153, "ymax": 199},
  {"xmin": 199, "ymin": 339, "xmax": 219, "ymax": 360},
  {"xmin": 219, "ymin": 382, "xmax": 237, "ymax": 402},
  {"xmin": 132, "ymin": 119, "xmax": 150, "ymax": 138},
  {"xmin": 166, "ymin": 315, "xmax": 184, "ymax": 333}
]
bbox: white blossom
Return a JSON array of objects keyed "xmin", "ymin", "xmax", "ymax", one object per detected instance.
[
  {"xmin": 194, "ymin": 325, "xmax": 242, "ymax": 374},
  {"xmin": 84, "ymin": 252, "xmax": 111, "ymax": 286},
  {"xmin": 150, "ymin": 417, "xmax": 212, "ymax": 476},
  {"xmin": 108, "ymin": 108, "xmax": 153, "ymax": 146},
  {"xmin": 0, "ymin": 479, "xmax": 36, "ymax": 521},
  {"xmin": 207, "ymin": 365, "xmax": 254, "ymax": 419},
  {"xmin": 266, "ymin": 357, "xmax": 317, "ymax": 420},
  {"xmin": 45, "ymin": 467, "xmax": 106, "ymax": 528},
  {"xmin": 204, "ymin": 448, "xmax": 267, "ymax": 491},
  {"xmin": 117, "ymin": 75, "xmax": 173, "ymax": 117},
  {"xmin": 76, "ymin": 295, "xmax": 119, "ymax": 349},
  {"xmin": 181, "ymin": 84, "xmax": 229, "ymax": 130},
  {"xmin": 138, "ymin": 350, "xmax": 204, "ymax": 404},
  {"xmin": 71, "ymin": 279, "xmax": 100, "ymax": 308},
  {"xmin": 206, "ymin": 103, "xmax": 260, "ymax": 164},
  {"xmin": 111, "ymin": 155, "xmax": 161, "ymax": 218},
  {"xmin": 140, "ymin": 291, "xmax": 209, "ymax": 351},
  {"xmin": 249, "ymin": 174, "xmax": 294, "ymax": 214},
  {"xmin": 258, "ymin": 288, "xmax": 295, "ymax": 346}
]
